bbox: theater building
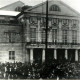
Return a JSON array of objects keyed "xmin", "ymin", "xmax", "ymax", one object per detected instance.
[
  {"xmin": 0, "ymin": 0, "xmax": 80, "ymax": 63},
  {"xmin": 19, "ymin": 0, "xmax": 80, "ymax": 63}
]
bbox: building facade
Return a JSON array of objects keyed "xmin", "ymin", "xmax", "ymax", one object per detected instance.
[{"xmin": 0, "ymin": 0, "xmax": 80, "ymax": 63}]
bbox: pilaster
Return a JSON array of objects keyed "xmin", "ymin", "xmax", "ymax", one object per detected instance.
[
  {"xmin": 58, "ymin": 19, "xmax": 62, "ymax": 43},
  {"xmin": 37, "ymin": 17, "xmax": 41, "ymax": 42}
]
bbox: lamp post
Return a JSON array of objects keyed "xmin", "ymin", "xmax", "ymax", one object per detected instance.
[{"xmin": 45, "ymin": 0, "xmax": 48, "ymax": 62}]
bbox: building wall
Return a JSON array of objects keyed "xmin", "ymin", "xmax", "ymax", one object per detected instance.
[
  {"xmin": 0, "ymin": 0, "xmax": 80, "ymax": 63},
  {"xmin": 0, "ymin": 24, "xmax": 22, "ymax": 43},
  {"xmin": 20, "ymin": 0, "xmax": 80, "ymax": 63},
  {"xmin": 0, "ymin": 16, "xmax": 24, "ymax": 63},
  {"xmin": 23, "ymin": 14, "xmax": 79, "ymax": 44},
  {"xmin": 0, "ymin": 43, "xmax": 23, "ymax": 63}
]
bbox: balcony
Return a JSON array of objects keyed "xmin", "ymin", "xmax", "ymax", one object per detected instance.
[{"xmin": 26, "ymin": 42, "xmax": 80, "ymax": 48}]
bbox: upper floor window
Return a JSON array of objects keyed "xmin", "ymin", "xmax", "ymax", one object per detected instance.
[
  {"xmin": 49, "ymin": 5, "xmax": 61, "ymax": 11},
  {"xmin": 4, "ymin": 30, "xmax": 17, "ymax": 43},
  {"xmin": 15, "ymin": 6, "xmax": 22, "ymax": 12},
  {"xmin": 72, "ymin": 30, "xmax": 77, "ymax": 44},
  {"xmin": 41, "ymin": 18, "xmax": 46, "ymax": 26},
  {"xmin": 52, "ymin": 18, "xmax": 59, "ymax": 25},
  {"xmin": 62, "ymin": 30, "xmax": 68, "ymax": 44},
  {"xmin": 62, "ymin": 19, "xmax": 69, "ymax": 25},
  {"xmin": 30, "ymin": 17, "xmax": 37, "ymax": 24},
  {"xmin": 52, "ymin": 29, "xmax": 57, "ymax": 43},
  {"xmin": 41, "ymin": 30, "xmax": 45, "ymax": 42},
  {"xmin": 30, "ymin": 28, "xmax": 36, "ymax": 42},
  {"xmin": 72, "ymin": 20, "xmax": 78, "ymax": 27}
]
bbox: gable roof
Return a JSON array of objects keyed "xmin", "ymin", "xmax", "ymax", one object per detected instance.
[
  {"xmin": 24, "ymin": 0, "xmax": 80, "ymax": 17},
  {"xmin": 0, "ymin": 1, "xmax": 25, "ymax": 12}
]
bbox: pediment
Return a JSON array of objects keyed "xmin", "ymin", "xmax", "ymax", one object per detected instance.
[{"xmin": 25, "ymin": 0, "xmax": 80, "ymax": 17}]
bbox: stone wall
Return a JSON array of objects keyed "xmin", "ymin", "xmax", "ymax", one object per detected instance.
[{"xmin": 0, "ymin": 24, "xmax": 24, "ymax": 63}]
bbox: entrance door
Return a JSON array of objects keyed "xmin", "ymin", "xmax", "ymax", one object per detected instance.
[
  {"xmin": 45, "ymin": 49, "xmax": 54, "ymax": 63},
  {"xmin": 33, "ymin": 49, "xmax": 42, "ymax": 63},
  {"xmin": 68, "ymin": 49, "xmax": 75, "ymax": 62},
  {"xmin": 78, "ymin": 50, "xmax": 80, "ymax": 62},
  {"xmin": 57, "ymin": 49, "xmax": 65, "ymax": 60}
]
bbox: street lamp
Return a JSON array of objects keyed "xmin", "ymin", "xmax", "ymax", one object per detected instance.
[{"xmin": 45, "ymin": 0, "xmax": 48, "ymax": 62}]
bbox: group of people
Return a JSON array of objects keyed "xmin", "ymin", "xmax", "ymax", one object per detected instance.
[{"xmin": 0, "ymin": 59, "xmax": 79, "ymax": 79}]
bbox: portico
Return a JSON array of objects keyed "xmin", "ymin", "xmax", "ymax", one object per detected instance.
[{"xmin": 29, "ymin": 48, "xmax": 79, "ymax": 63}]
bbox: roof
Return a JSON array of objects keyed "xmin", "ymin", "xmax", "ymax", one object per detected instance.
[
  {"xmin": 0, "ymin": 1, "xmax": 25, "ymax": 12},
  {"xmin": 0, "ymin": 10, "xmax": 20, "ymax": 16},
  {"xmin": 24, "ymin": 0, "xmax": 80, "ymax": 17},
  {"xmin": 21, "ymin": 5, "xmax": 32, "ymax": 11}
]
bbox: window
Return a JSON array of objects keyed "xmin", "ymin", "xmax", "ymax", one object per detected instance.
[
  {"xmin": 30, "ymin": 17, "xmax": 37, "ymax": 24},
  {"xmin": 9, "ymin": 51, "xmax": 15, "ymax": 60},
  {"xmin": 62, "ymin": 30, "xmax": 68, "ymax": 43},
  {"xmin": 4, "ymin": 30, "xmax": 17, "ymax": 43},
  {"xmin": 49, "ymin": 5, "xmax": 61, "ymax": 11},
  {"xmin": 41, "ymin": 18, "xmax": 46, "ymax": 27},
  {"xmin": 62, "ymin": 19, "xmax": 69, "ymax": 25},
  {"xmin": 72, "ymin": 20, "xmax": 78, "ymax": 27},
  {"xmin": 72, "ymin": 30, "xmax": 77, "ymax": 44},
  {"xmin": 41, "ymin": 18, "xmax": 46, "ymax": 23},
  {"xmin": 0, "ymin": 19, "xmax": 7, "ymax": 24},
  {"xmin": 15, "ymin": 6, "xmax": 22, "ymax": 12},
  {"xmin": 41, "ymin": 30, "xmax": 45, "ymax": 42},
  {"xmin": 52, "ymin": 29, "xmax": 57, "ymax": 43},
  {"xmin": 52, "ymin": 18, "xmax": 59, "ymax": 25},
  {"xmin": 9, "ymin": 33, "xmax": 16, "ymax": 43},
  {"xmin": 30, "ymin": 28, "xmax": 36, "ymax": 42},
  {"xmin": 72, "ymin": 20, "xmax": 77, "ymax": 24}
]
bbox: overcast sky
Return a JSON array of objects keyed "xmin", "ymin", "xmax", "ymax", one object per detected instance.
[{"xmin": 0, "ymin": 0, "xmax": 80, "ymax": 13}]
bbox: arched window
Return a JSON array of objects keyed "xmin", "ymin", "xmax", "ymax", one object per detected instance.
[
  {"xmin": 49, "ymin": 5, "xmax": 61, "ymax": 11},
  {"xmin": 15, "ymin": 6, "xmax": 22, "ymax": 12}
]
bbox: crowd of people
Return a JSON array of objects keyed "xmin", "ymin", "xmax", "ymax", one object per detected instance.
[{"xmin": 0, "ymin": 59, "xmax": 79, "ymax": 79}]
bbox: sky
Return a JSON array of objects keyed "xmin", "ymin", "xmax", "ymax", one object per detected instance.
[{"xmin": 0, "ymin": 0, "xmax": 80, "ymax": 15}]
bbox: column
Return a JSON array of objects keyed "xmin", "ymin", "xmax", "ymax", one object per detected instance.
[
  {"xmin": 58, "ymin": 19, "xmax": 62, "ymax": 43},
  {"xmin": 75, "ymin": 49, "xmax": 78, "ymax": 61},
  {"xmin": 65, "ymin": 49, "xmax": 68, "ymax": 59},
  {"xmin": 37, "ymin": 17, "xmax": 41, "ymax": 42},
  {"xmin": 42, "ymin": 49, "xmax": 45, "ymax": 62},
  {"xmin": 30, "ymin": 49, "xmax": 33, "ymax": 63},
  {"xmin": 54, "ymin": 49, "xmax": 57, "ymax": 59}
]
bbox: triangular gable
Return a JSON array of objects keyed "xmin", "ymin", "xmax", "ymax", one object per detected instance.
[
  {"xmin": 25, "ymin": 0, "xmax": 80, "ymax": 17},
  {"xmin": 0, "ymin": 1, "xmax": 25, "ymax": 11}
]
